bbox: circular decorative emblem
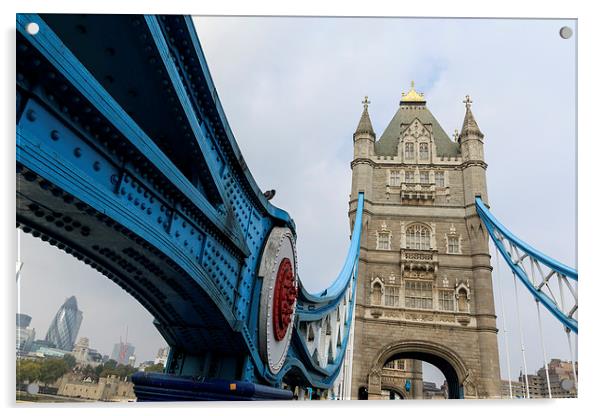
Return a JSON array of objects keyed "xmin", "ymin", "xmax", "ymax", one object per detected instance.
[
  {"xmin": 258, "ymin": 227, "xmax": 298, "ymax": 374},
  {"xmin": 273, "ymin": 258, "xmax": 297, "ymax": 341}
]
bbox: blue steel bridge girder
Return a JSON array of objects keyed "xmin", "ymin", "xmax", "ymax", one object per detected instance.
[
  {"xmin": 475, "ymin": 197, "xmax": 578, "ymax": 334},
  {"xmin": 16, "ymin": 13, "xmax": 363, "ymax": 399},
  {"xmin": 17, "ymin": 13, "xmax": 287, "ymax": 382}
]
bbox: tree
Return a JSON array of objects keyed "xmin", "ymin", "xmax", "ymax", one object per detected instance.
[
  {"xmin": 99, "ymin": 367, "xmax": 116, "ymax": 378},
  {"xmin": 115, "ymin": 364, "xmax": 137, "ymax": 380},
  {"xmin": 62, "ymin": 354, "xmax": 76, "ymax": 370},
  {"xmin": 103, "ymin": 359, "xmax": 118, "ymax": 370},
  {"xmin": 16, "ymin": 360, "xmax": 41, "ymax": 385},
  {"xmin": 38, "ymin": 358, "xmax": 68, "ymax": 386},
  {"xmin": 94, "ymin": 363, "xmax": 105, "ymax": 378},
  {"xmin": 81, "ymin": 364, "xmax": 97, "ymax": 381},
  {"xmin": 144, "ymin": 363, "xmax": 164, "ymax": 373}
]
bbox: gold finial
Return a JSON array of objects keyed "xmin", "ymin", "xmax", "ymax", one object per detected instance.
[
  {"xmin": 401, "ymin": 81, "xmax": 426, "ymax": 103},
  {"xmin": 362, "ymin": 96, "xmax": 370, "ymax": 109},
  {"xmin": 463, "ymin": 95, "xmax": 473, "ymax": 109}
]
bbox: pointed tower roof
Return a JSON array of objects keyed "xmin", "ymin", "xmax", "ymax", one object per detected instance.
[
  {"xmin": 459, "ymin": 95, "xmax": 484, "ymax": 139},
  {"xmin": 375, "ymin": 82, "xmax": 460, "ymax": 157},
  {"xmin": 354, "ymin": 96, "xmax": 375, "ymax": 138}
]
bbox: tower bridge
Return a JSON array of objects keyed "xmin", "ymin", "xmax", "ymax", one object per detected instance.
[{"xmin": 16, "ymin": 14, "xmax": 577, "ymax": 400}]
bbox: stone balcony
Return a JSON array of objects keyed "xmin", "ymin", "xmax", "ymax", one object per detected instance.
[
  {"xmin": 400, "ymin": 248, "xmax": 439, "ymax": 274},
  {"xmin": 400, "ymin": 182, "xmax": 435, "ymax": 202}
]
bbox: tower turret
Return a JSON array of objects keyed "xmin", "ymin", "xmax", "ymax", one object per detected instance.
[
  {"xmin": 459, "ymin": 96, "xmax": 501, "ymax": 396},
  {"xmin": 459, "ymin": 96, "xmax": 488, "ymax": 204},
  {"xmin": 353, "ymin": 96, "xmax": 376, "ymax": 157},
  {"xmin": 351, "ymin": 97, "xmax": 375, "ymax": 200}
]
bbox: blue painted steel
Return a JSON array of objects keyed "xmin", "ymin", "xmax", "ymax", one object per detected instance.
[
  {"xmin": 16, "ymin": 12, "xmax": 363, "ymax": 398},
  {"xmin": 132, "ymin": 372, "xmax": 292, "ymax": 401},
  {"xmin": 475, "ymin": 197, "xmax": 578, "ymax": 333},
  {"xmin": 17, "ymin": 15, "xmax": 257, "ymax": 357},
  {"xmin": 279, "ymin": 194, "xmax": 364, "ymax": 388},
  {"xmin": 475, "ymin": 198, "xmax": 577, "ymax": 281}
]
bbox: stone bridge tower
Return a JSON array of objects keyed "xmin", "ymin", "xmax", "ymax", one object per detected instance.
[{"xmin": 348, "ymin": 85, "xmax": 501, "ymax": 399}]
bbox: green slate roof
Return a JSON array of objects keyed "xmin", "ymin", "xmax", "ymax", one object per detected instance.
[{"xmin": 374, "ymin": 103, "xmax": 460, "ymax": 157}]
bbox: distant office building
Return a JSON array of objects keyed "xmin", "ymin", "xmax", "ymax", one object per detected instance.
[
  {"xmin": 154, "ymin": 347, "xmax": 169, "ymax": 366},
  {"xmin": 72, "ymin": 337, "xmax": 103, "ymax": 367},
  {"xmin": 29, "ymin": 339, "xmax": 71, "ymax": 358},
  {"xmin": 30, "ymin": 339, "xmax": 56, "ymax": 350},
  {"xmin": 138, "ymin": 360, "xmax": 155, "ymax": 371},
  {"xmin": 500, "ymin": 379, "xmax": 527, "ymax": 399},
  {"xmin": 16, "ymin": 313, "xmax": 36, "ymax": 355},
  {"xmin": 503, "ymin": 359, "xmax": 577, "ymax": 399},
  {"xmin": 423, "ymin": 381, "xmax": 448, "ymax": 400},
  {"xmin": 110, "ymin": 342, "xmax": 136, "ymax": 365},
  {"xmin": 44, "ymin": 296, "xmax": 83, "ymax": 351}
]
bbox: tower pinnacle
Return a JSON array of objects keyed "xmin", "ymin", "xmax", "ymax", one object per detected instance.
[
  {"xmin": 354, "ymin": 96, "xmax": 375, "ymax": 138},
  {"xmin": 460, "ymin": 95, "xmax": 483, "ymax": 139}
]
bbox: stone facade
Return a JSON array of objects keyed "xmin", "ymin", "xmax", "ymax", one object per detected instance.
[
  {"xmin": 56, "ymin": 373, "xmax": 135, "ymax": 402},
  {"xmin": 380, "ymin": 359, "xmax": 424, "ymax": 399},
  {"xmin": 348, "ymin": 87, "xmax": 501, "ymax": 399}
]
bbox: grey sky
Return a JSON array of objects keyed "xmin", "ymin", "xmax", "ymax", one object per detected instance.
[{"xmin": 17, "ymin": 16, "xmax": 576, "ymax": 387}]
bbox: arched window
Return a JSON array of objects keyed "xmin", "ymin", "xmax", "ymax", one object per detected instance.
[
  {"xmin": 389, "ymin": 170, "xmax": 401, "ymax": 186},
  {"xmin": 372, "ymin": 282, "xmax": 383, "ymax": 305},
  {"xmin": 419, "ymin": 143, "xmax": 429, "ymax": 160},
  {"xmin": 406, "ymin": 224, "xmax": 431, "ymax": 250},
  {"xmin": 457, "ymin": 288, "xmax": 468, "ymax": 312},
  {"xmin": 404, "ymin": 142, "xmax": 415, "ymax": 159}
]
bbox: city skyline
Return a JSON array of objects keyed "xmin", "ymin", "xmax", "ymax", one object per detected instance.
[{"xmin": 16, "ymin": 260, "xmax": 166, "ymax": 363}]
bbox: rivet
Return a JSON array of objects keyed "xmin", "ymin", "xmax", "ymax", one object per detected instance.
[
  {"xmin": 50, "ymin": 130, "xmax": 60, "ymax": 141},
  {"xmin": 73, "ymin": 148, "xmax": 82, "ymax": 158},
  {"xmin": 93, "ymin": 161, "xmax": 101, "ymax": 171},
  {"xmin": 26, "ymin": 109, "xmax": 36, "ymax": 122}
]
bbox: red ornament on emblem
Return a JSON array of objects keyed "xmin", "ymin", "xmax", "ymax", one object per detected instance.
[{"xmin": 272, "ymin": 258, "xmax": 297, "ymax": 341}]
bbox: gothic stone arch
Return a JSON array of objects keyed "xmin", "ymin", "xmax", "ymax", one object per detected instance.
[
  {"xmin": 367, "ymin": 340, "xmax": 474, "ymax": 399},
  {"xmin": 380, "ymin": 383, "xmax": 407, "ymax": 400}
]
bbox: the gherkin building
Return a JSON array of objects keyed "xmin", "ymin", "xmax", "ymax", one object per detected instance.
[{"xmin": 44, "ymin": 296, "xmax": 83, "ymax": 351}]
